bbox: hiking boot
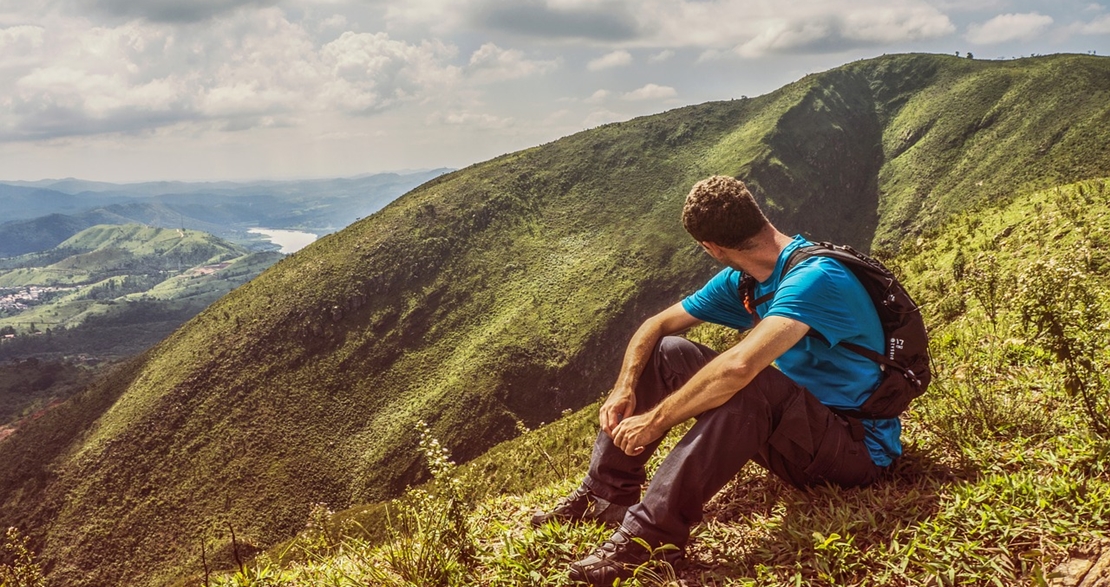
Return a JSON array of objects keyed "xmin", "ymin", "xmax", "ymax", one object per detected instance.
[
  {"xmin": 530, "ymin": 486, "xmax": 628, "ymax": 527},
  {"xmin": 568, "ymin": 526, "xmax": 683, "ymax": 586}
]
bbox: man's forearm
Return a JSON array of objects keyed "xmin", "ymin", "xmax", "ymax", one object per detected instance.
[
  {"xmin": 609, "ymin": 356, "xmax": 749, "ymax": 456},
  {"xmin": 648, "ymin": 348, "xmax": 753, "ymax": 428},
  {"xmin": 650, "ymin": 316, "xmax": 808, "ymax": 426},
  {"xmin": 610, "ymin": 315, "xmax": 811, "ymax": 455},
  {"xmin": 613, "ymin": 319, "xmax": 666, "ymax": 394},
  {"xmin": 601, "ymin": 303, "xmax": 702, "ymax": 435}
]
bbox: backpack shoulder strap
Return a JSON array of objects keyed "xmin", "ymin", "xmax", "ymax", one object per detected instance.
[
  {"xmin": 742, "ymin": 245, "xmax": 814, "ymax": 310},
  {"xmin": 742, "ymin": 243, "xmax": 889, "ymax": 359},
  {"xmin": 739, "ymin": 245, "xmax": 827, "ymax": 342}
]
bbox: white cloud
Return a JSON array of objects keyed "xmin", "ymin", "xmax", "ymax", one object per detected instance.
[
  {"xmin": 843, "ymin": 7, "xmax": 958, "ymax": 42},
  {"xmin": 0, "ymin": 25, "xmax": 46, "ymax": 70},
  {"xmin": 425, "ymin": 109, "xmax": 513, "ymax": 128},
  {"xmin": 732, "ymin": 7, "xmax": 955, "ymax": 57},
  {"xmin": 583, "ymin": 109, "xmax": 626, "ymax": 127},
  {"xmin": 587, "ymin": 50, "xmax": 632, "ymax": 71},
  {"xmin": 932, "ymin": 0, "xmax": 1005, "ymax": 12},
  {"xmin": 0, "ymin": 9, "xmax": 468, "ymax": 141},
  {"xmin": 84, "ymin": 0, "xmax": 280, "ymax": 23},
  {"xmin": 545, "ymin": 108, "xmax": 570, "ymax": 120},
  {"xmin": 1078, "ymin": 14, "xmax": 1110, "ymax": 34},
  {"xmin": 737, "ymin": 20, "xmax": 832, "ymax": 58},
  {"xmin": 622, "ymin": 83, "xmax": 676, "ymax": 100},
  {"xmin": 320, "ymin": 32, "xmax": 461, "ymax": 113},
  {"xmin": 364, "ymin": 1, "xmax": 959, "ymax": 59},
  {"xmin": 695, "ymin": 48, "xmax": 727, "ymax": 62},
  {"xmin": 318, "ymin": 15, "xmax": 348, "ymax": 30},
  {"xmin": 966, "ymin": 13, "xmax": 1054, "ymax": 45},
  {"xmin": 467, "ymin": 42, "xmax": 560, "ymax": 83},
  {"xmin": 586, "ymin": 89, "xmax": 610, "ymax": 103},
  {"xmin": 382, "ymin": 0, "xmax": 467, "ymax": 33},
  {"xmin": 381, "ymin": 0, "xmax": 955, "ymax": 56},
  {"xmin": 2, "ymin": 0, "xmax": 1097, "ymax": 182},
  {"xmin": 644, "ymin": 1, "xmax": 955, "ymax": 57},
  {"xmin": 0, "ymin": 25, "xmax": 45, "ymax": 50}
]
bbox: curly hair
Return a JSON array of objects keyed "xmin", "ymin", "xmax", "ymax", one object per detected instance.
[{"xmin": 682, "ymin": 176, "xmax": 769, "ymax": 249}]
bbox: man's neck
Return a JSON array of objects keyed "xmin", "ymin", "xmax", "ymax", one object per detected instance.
[{"xmin": 724, "ymin": 230, "xmax": 793, "ymax": 282}]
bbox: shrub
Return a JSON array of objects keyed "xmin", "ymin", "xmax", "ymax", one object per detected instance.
[
  {"xmin": 1017, "ymin": 254, "xmax": 1110, "ymax": 438},
  {"xmin": 0, "ymin": 528, "xmax": 45, "ymax": 587},
  {"xmin": 365, "ymin": 421, "xmax": 477, "ymax": 586}
]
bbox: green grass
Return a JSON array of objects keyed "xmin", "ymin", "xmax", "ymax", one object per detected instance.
[
  {"xmin": 3, "ymin": 54, "xmax": 1110, "ymax": 587},
  {"xmin": 206, "ymin": 178, "xmax": 1110, "ymax": 587}
]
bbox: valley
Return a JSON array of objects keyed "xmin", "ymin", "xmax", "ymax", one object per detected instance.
[{"xmin": 1, "ymin": 53, "xmax": 1108, "ymax": 587}]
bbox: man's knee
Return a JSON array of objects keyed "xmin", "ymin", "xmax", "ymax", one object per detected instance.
[
  {"xmin": 653, "ymin": 336, "xmax": 715, "ymax": 377},
  {"xmin": 634, "ymin": 336, "xmax": 717, "ymax": 406},
  {"xmin": 655, "ymin": 335, "xmax": 698, "ymax": 356}
]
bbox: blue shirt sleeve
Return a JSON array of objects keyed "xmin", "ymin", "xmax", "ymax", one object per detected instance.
[{"xmin": 681, "ymin": 268, "xmax": 754, "ymax": 331}]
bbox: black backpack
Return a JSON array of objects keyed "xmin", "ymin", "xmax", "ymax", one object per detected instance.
[{"xmin": 740, "ymin": 242, "xmax": 931, "ymax": 420}]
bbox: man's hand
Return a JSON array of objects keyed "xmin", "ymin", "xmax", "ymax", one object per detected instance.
[
  {"xmin": 602, "ymin": 303, "xmax": 702, "ymax": 437},
  {"xmin": 612, "ymin": 412, "xmax": 663, "ymax": 456},
  {"xmin": 599, "ymin": 388, "xmax": 635, "ymax": 437}
]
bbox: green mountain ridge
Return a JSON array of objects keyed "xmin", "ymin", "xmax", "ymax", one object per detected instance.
[{"xmin": 2, "ymin": 53, "xmax": 1109, "ymax": 587}]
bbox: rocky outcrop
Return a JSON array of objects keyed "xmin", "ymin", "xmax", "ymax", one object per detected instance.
[{"xmin": 1050, "ymin": 547, "xmax": 1110, "ymax": 587}]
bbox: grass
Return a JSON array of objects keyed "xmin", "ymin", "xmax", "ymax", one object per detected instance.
[
  {"xmin": 205, "ymin": 178, "xmax": 1110, "ymax": 587},
  {"xmin": 3, "ymin": 54, "xmax": 1110, "ymax": 587}
]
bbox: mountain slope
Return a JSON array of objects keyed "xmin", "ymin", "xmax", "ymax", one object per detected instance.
[
  {"xmin": 864, "ymin": 54, "xmax": 1110, "ymax": 250},
  {"xmin": 2, "ymin": 53, "xmax": 1110, "ymax": 587},
  {"xmin": 204, "ymin": 178, "xmax": 1110, "ymax": 587}
]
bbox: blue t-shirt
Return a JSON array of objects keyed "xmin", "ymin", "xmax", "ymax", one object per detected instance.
[{"xmin": 680, "ymin": 235, "xmax": 902, "ymax": 466}]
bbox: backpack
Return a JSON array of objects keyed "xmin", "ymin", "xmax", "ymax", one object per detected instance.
[{"xmin": 740, "ymin": 242, "xmax": 931, "ymax": 420}]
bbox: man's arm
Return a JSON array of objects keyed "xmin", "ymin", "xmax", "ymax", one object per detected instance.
[
  {"xmin": 600, "ymin": 302, "xmax": 703, "ymax": 437},
  {"xmin": 611, "ymin": 315, "xmax": 810, "ymax": 455}
]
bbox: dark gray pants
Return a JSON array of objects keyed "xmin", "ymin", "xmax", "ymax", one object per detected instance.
[{"xmin": 582, "ymin": 336, "xmax": 884, "ymax": 547}]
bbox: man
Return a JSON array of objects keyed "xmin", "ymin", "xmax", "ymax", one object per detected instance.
[{"xmin": 532, "ymin": 175, "xmax": 902, "ymax": 585}]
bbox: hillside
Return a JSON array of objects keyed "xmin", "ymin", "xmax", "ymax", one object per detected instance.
[
  {"xmin": 203, "ymin": 177, "xmax": 1110, "ymax": 587},
  {"xmin": 2, "ymin": 53, "xmax": 1109, "ymax": 587}
]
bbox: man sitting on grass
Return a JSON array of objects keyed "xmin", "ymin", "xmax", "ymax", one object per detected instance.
[{"xmin": 532, "ymin": 175, "xmax": 903, "ymax": 585}]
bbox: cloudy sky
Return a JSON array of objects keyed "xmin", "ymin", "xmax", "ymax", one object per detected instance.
[{"xmin": 1, "ymin": 0, "xmax": 1107, "ymax": 182}]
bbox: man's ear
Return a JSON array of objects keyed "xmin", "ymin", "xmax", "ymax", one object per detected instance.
[{"xmin": 701, "ymin": 241, "xmax": 724, "ymax": 256}]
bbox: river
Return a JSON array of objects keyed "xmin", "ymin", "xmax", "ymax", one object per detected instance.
[{"xmin": 247, "ymin": 228, "xmax": 318, "ymax": 254}]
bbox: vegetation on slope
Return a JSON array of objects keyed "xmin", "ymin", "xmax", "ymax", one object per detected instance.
[
  {"xmin": 0, "ymin": 359, "xmax": 99, "ymax": 427},
  {"xmin": 206, "ymin": 178, "xmax": 1110, "ymax": 587},
  {"xmin": 0, "ymin": 224, "xmax": 281, "ymax": 355},
  {"xmin": 2, "ymin": 53, "xmax": 1109, "ymax": 587},
  {"xmin": 863, "ymin": 54, "xmax": 1110, "ymax": 251}
]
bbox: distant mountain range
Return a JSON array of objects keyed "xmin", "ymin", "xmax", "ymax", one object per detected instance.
[
  {"xmin": 2, "ymin": 53, "xmax": 1109, "ymax": 587},
  {"xmin": 0, "ymin": 169, "xmax": 452, "ymax": 257}
]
